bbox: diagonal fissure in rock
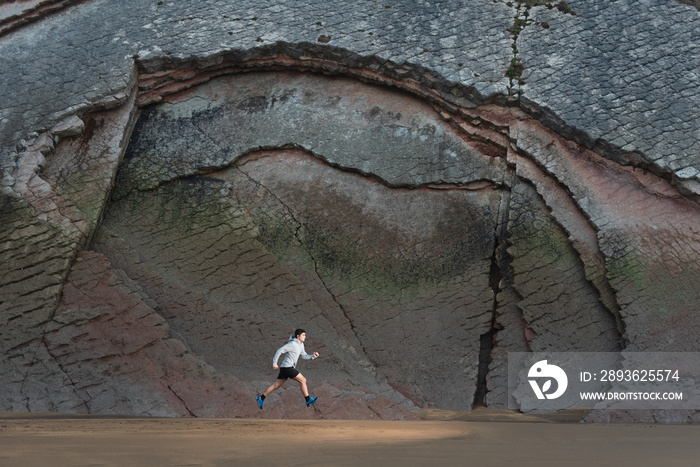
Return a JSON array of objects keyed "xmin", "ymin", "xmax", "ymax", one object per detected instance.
[
  {"xmin": 39, "ymin": 336, "xmax": 90, "ymax": 413},
  {"xmin": 233, "ymin": 162, "xmax": 376, "ymax": 371},
  {"xmin": 275, "ymin": 202, "xmax": 369, "ymax": 363},
  {"xmin": 167, "ymin": 384, "xmax": 196, "ymax": 417}
]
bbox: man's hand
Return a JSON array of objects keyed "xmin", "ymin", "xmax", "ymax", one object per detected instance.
[
  {"xmin": 313, "ymin": 352, "xmax": 319, "ymax": 358},
  {"xmin": 273, "ymin": 365, "xmax": 279, "ymax": 370}
]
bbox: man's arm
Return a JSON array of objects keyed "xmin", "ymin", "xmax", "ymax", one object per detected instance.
[
  {"xmin": 272, "ymin": 342, "xmax": 293, "ymax": 368},
  {"xmin": 300, "ymin": 344, "xmax": 320, "ymax": 360}
]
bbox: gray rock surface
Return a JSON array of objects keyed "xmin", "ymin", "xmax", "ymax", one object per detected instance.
[
  {"xmin": 520, "ymin": 0, "xmax": 700, "ymax": 196},
  {"xmin": 0, "ymin": 0, "xmax": 513, "ymax": 148},
  {"xmin": 1, "ymin": 0, "xmax": 699, "ymax": 421}
]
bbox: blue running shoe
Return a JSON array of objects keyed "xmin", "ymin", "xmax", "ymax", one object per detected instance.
[
  {"xmin": 306, "ymin": 396, "xmax": 318, "ymax": 407},
  {"xmin": 256, "ymin": 395, "xmax": 264, "ymax": 410}
]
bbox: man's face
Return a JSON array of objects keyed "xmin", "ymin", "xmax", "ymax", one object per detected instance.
[{"xmin": 297, "ymin": 332, "xmax": 306, "ymax": 342}]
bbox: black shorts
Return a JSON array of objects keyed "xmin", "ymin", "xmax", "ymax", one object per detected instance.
[{"xmin": 277, "ymin": 367, "xmax": 300, "ymax": 380}]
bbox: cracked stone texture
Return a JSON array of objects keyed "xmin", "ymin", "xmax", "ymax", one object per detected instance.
[
  {"xmin": 1, "ymin": 0, "xmax": 697, "ymax": 186},
  {"xmin": 95, "ymin": 73, "xmax": 504, "ymax": 413},
  {"xmin": 519, "ymin": 0, "xmax": 700, "ymax": 196},
  {"xmin": 514, "ymin": 118, "xmax": 700, "ymax": 352},
  {"xmin": 18, "ymin": 248, "xmax": 273, "ymax": 418},
  {"xmin": 1, "ymin": 0, "xmax": 699, "ymax": 421},
  {"xmin": 0, "ymin": 0, "xmax": 513, "ymax": 148},
  {"xmin": 505, "ymin": 178, "xmax": 621, "ymax": 352},
  {"xmin": 92, "ymin": 177, "xmax": 418, "ymax": 419}
]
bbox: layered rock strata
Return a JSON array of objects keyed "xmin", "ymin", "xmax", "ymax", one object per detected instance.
[{"xmin": 1, "ymin": 0, "xmax": 699, "ymax": 421}]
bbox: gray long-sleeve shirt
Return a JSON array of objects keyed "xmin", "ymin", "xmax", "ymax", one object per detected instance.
[{"xmin": 272, "ymin": 336, "xmax": 316, "ymax": 368}]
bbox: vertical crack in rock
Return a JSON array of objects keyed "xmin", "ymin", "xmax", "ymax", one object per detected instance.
[
  {"xmin": 473, "ymin": 180, "xmax": 512, "ymax": 408},
  {"xmin": 504, "ymin": 1, "xmax": 577, "ymax": 100},
  {"xmin": 505, "ymin": 2, "xmax": 529, "ymax": 100},
  {"xmin": 472, "ymin": 243, "xmax": 501, "ymax": 408}
]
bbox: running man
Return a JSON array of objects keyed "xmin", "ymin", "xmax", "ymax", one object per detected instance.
[{"xmin": 256, "ymin": 328, "xmax": 320, "ymax": 409}]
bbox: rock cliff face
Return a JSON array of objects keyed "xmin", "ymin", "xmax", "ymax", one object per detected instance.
[{"xmin": 1, "ymin": 0, "xmax": 699, "ymax": 421}]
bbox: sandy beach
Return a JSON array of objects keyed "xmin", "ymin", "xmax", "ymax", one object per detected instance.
[{"xmin": 2, "ymin": 409, "xmax": 699, "ymax": 466}]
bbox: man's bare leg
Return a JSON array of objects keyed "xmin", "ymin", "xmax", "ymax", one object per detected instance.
[
  {"xmin": 262, "ymin": 379, "xmax": 286, "ymax": 398},
  {"xmin": 292, "ymin": 373, "xmax": 309, "ymax": 398}
]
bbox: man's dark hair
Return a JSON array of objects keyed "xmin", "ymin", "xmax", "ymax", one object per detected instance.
[{"xmin": 294, "ymin": 328, "xmax": 306, "ymax": 338}]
